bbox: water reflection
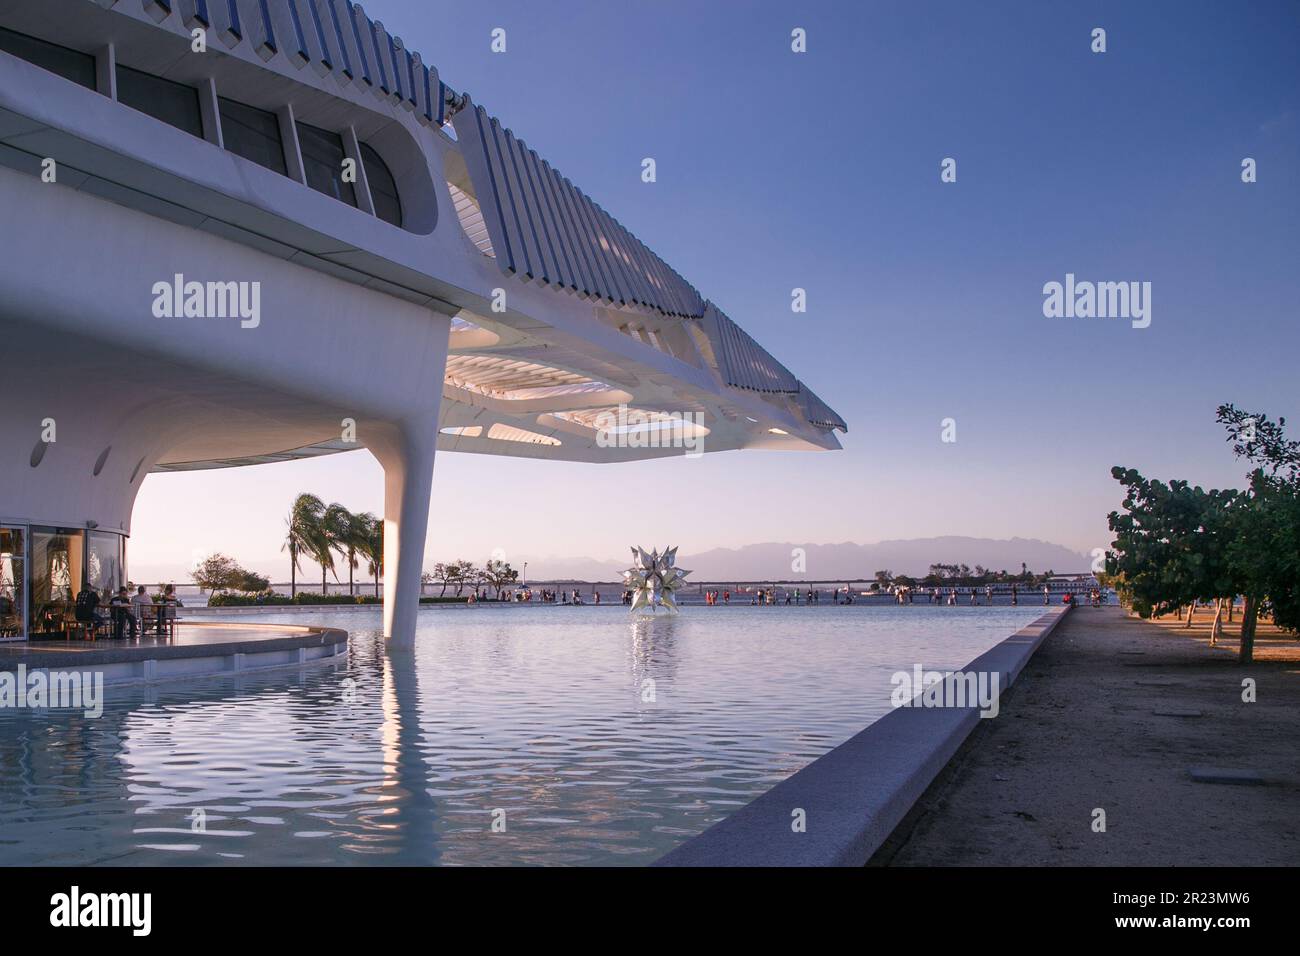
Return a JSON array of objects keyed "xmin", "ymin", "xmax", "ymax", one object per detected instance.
[
  {"xmin": 379, "ymin": 647, "xmax": 441, "ymax": 864},
  {"xmin": 0, "ymin": 605, "xmax": 1042, "ymax": 865}
]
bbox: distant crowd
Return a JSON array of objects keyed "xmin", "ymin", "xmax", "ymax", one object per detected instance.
[
  {"xmin": 456, "ymin": 582, "xmax": 1111, "ymax": 608},
  {"xmin": 890, "ymin": 584, "xmax": 1110, "ymax": 607}
]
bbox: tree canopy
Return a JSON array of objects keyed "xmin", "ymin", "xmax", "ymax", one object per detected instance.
[{"xmin": 1107, "ymin": 404, "xmax": 1300, "ymax": 662}]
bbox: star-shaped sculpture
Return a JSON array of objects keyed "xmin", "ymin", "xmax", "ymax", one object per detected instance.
[{"xmin": 624, "ymin": 546, "xmax": 692, "ymax": 614}]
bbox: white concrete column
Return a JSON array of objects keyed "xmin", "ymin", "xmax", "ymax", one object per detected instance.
[{"xmin": 367, "ymin": 421, "xmax": 439, "ymax": 649}]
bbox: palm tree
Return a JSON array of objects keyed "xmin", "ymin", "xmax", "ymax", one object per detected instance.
[
  {"xmin": 354, "ymin": 512, "xmax": 383, "ymax": 598},
  {"xmin": 282, "ymin": 493, "xmax": 326, "ymax": 599},
  {"xmin": 340, "ymin": 510, "xmax": 367, "ymax": 598},
  {"xmin": 323, "ymin": 503, "xmax": 357, "ymax": 597},
  {"xmin": 428, "ymin": 563, "xmax": 448, "ymax": 597}
]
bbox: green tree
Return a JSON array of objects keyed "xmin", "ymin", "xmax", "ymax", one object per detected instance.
[
  {"xmin": 314, "ymin": 503, "xmax": 355, "ymax": 597},
  {"xmin": 324, "ymin": 503, "xmax": 363, "ymax": 597},
  {"xmin": 283, "ymin": 493, "xmax": 326, "ymax": 599},
  {"xmin": 1107, "ymin": 470, "xmax": 1240, "ymax": 626},
  {"xmin": 191, "ymin": 554, "xmax": 270, "ymax": 595},
  {"xmin": 1217, "ymin": 404, "xmax": 1300, "ymax": 654},
  {"xmin": 191, "ymin": 553, "xmax": 241, "ymax": 594},
  {"xmin": 325, "ymin": 504, "xmax": 366, "ymax": 595},
  {"xmin": 1108, "ymin": 405, "xmax": 1300, "ymax": 663},
  {"xmin": 422, "ymin": 566, "xmax": 443, "ymax": 596},
  {"xmin": 234, "ymin": 568, "xmax": 271, "ymax": 593},
  {"xmin": 480, "ymin": 559, "xmax": 518, "ymax": 599},
  {"xmin": 436, "ymin": 556, "xmax": 478, "ymax": 595},
  {"xmin": 353, "ymin": 512, "xmax": 383, "ymax": 598}
]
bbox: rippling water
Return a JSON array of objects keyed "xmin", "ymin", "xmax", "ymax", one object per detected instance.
[{"xmin": 0, "ymin": 605, "xmax": 1041, "ymax": 866}]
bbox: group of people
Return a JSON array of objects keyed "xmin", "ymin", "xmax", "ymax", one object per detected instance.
[
  {"xmin": 467, "ymin": 587, "xmax": 600, "ymax": 605},
  {"xmin": 894, "ymin": 584, "xmax": 1008, "ymax": 605},
  {"xmin": 886, "ymin": 584, "xmax": 1110, "ymax": 607},
  {"xmin": 530, "ymin": 588, "xmax": 590, "ymax": 605},
  {"xmin": 75, "ymin": 583, "xmax": 182, "ymax": 640},
  {"xmin": 1062, "ymin": 589, "xmax": 1105, "ymax": 607},
  {"xmin": 702, "ymin": 588, "xmax": 829, "ymax": 605}
]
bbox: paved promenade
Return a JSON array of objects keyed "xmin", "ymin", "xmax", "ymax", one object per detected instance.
[{"xmin": 882, "ymin": 605, "xmax": 1300, "ymax": 866}]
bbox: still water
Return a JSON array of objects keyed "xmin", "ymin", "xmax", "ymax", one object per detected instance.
[{"xmin": 0, "ymin": 604, "xmax": 1041, "ymax": 865}]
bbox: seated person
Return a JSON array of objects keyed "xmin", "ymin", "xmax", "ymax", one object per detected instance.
[
  {"xmin": 109, "ymin": 586, "xmax": 137, "ymax": 639},
  {"xmin": 74, "ymin": 586, "xmax": 106, "ymax": 633},
  {"xmin": 158, "ymin": 584, "xmax": 183, "ymax": 634},
  {"xmin": 130, "ymin": 585, "xmax": 155, "ymax": 633}
]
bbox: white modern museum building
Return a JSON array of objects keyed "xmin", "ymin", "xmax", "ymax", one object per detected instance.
[{"xmin": 0, "ymin": 0, "xmax": 844, "ymax": 645}]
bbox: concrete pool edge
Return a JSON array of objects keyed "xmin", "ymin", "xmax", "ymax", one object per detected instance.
[
  {"xmin": 654, "ymin": 604, "xmax": 1072, "ymax": 867},
  {"xmin": 0, "ymin": 623, "xmax": 348, "ymax": 686}
]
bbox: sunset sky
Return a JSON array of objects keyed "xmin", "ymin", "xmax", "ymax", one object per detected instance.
[{"xmin": 129, "ymin": 0, "xmax": 1299, "ymax": 582}]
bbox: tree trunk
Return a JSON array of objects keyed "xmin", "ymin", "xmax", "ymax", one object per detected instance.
[
  {"xmin": 321, "ymin": 566, "xmax": 327, "ymax": 597},
  {"xmin": 1227, "ymin": 598, "xmax": 1234, "ymax": 624},
  {"xmin": 440, "ymin": 581, "xmax": 448, "ymax": 597},
  {"xmin": 290, "ymin": 559, "xmax": 296, "ymax": 598},
  {"xmin": 1210, "ymin": 598, "xmax": 1224, "ymax": 646},
  {"xmin": 1184, "ymin": 599, "xmax": 1195, "ymax": 628},
  {"xmin": 1239, "ymin": 595, "xmax": 1259, "ymax": 664},
  {"xmin": 348, "ymin": 554, "xmax": 354, "ymax": 597}
]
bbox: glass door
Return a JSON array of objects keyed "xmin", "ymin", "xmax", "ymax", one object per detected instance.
[
  {"xmin": 29, "ymin": 527, "xmax": 84, "ymax": 640},
  {"xmin": 0, "ymin": 527, "xmax": 25, "ymax": 641}
]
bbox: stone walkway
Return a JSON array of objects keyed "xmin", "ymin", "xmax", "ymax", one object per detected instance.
[{"xmin": 881, "ymin": 605, "xmax": 1300, "ymax": 866}]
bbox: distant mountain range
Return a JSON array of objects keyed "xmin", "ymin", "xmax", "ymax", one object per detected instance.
[{"xmin": 519, "ymin": 537, "xmax": 1091, "ymax": 583}]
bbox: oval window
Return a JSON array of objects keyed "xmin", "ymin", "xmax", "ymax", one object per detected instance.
[{"xmin": 360, "ymin": 142, "xmax": 403, "ymax": 228}]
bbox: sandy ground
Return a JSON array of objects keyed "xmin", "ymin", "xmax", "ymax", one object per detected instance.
[{"xmin": 878, "ymin": 605, "xmax": 1300, "ymax": 866}]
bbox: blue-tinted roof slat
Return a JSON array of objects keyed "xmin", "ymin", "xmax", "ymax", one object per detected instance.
[
  {"xmin": 529, "ymin": 147, "xmax": 581, "ymax": 294},
  {"xmin": 344, "ymin": 1, "xmax": 373, "ymax": 86},
  {"xmin": 218, "ymin": 0, "xmax": 241, "ymax": 43},
  {"xmin": 508, "ymin": 134, "xmax": 559, "ymax": 285},
  {"xmin": 304, "ymin": 0, "xmax": 336, "ymax": 72},
  {"xmin": 399, "ymin": 41, "xmax": 419, "ymax": 110},
  {"xmin": 324, "ymin": 0, "xmax": 353, "ymax": 79},
  {"xmin": 282, "ymin": 0, "xmax": 312, "ymax": 68},
  {"xmin": 544, "ymin": 160, "xmax": 599, "ymax": 299},
  {"xmin": 252, "ymin": 0, "xmax": 278, "ymax": 59},
  {"xmin": 143, "ymin": 0, "xmax": 173, "ymax": 22},
  {"xmin": 380, "ymin": 27, "xmax": 404, "ymax": 104},
  {"xmin": 178, "ymin": 1, "xmax": 210, "ymax": 29},
  {"xmin": 491, "ymin": 121, "xmax": 542, "ymax": 282}
]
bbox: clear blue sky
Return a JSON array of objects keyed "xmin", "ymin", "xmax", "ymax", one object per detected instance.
[{"xmin": 130, "ymin": 0, "xmax": 1300, "ymax": 581}]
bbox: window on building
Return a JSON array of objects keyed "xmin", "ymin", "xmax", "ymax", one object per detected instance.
[
  {"xmin": 0, "ymin": 527, "xmax": 26, "ymax": 640},
  {"xmin": 0, "ymin": 26, "xmax": 96, "ymax": 89},
  {"xmin": 296, "ymin": 121, "xmax": 357, "ymax": 207},
  {"xmin": 360, "ymin": 143, "xmax": 402, "ymax": 227},
  {"xmin": 86, "ymin": 532, "xmax": 125, "ymax": 601},
  {"xmin": 116, "ymin": 65, "xmax": 204, "ymax": 138},
  {"xmin": 219, "ymin": 97, "xmax": 287, "ymax": 175}
]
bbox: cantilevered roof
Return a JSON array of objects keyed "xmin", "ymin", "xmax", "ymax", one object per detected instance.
[{"xmin": 450, "ymin": 100, "xmax": 843, "ymax": 432}]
